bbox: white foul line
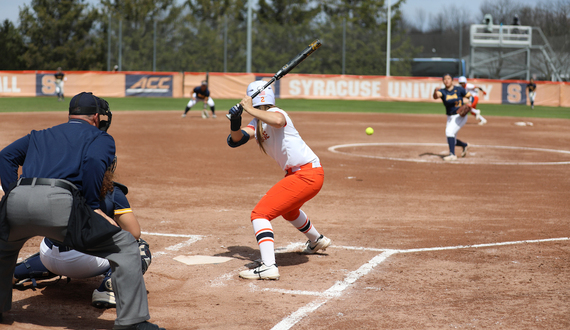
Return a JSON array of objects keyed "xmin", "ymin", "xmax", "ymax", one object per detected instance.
[
  {"xmin": 141, "ymin": 231, "xmax": 204, "ymax": 259},
  {"xmin": 271, "ymin": 237, "xmax": 570, "ymax": 330}
]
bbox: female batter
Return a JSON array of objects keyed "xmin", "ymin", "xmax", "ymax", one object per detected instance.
[
  {"xmin": 433, "ymin": 74, "xmax": 473, "ymax": 161},
  {"xmin": 227, "ymin": 81, "xmax": 331, "ymax": 280}
]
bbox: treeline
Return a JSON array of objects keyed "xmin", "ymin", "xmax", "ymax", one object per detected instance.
[{"xmin": 0, "ymin": 0, "xmax": 419, "ymax": 76}]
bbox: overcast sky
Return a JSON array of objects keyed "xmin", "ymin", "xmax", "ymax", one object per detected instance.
[{"xmin": 1, "ymin": 0, "xmax": 542, "ymax": 26}]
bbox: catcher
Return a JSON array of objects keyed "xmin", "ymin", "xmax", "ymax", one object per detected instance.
[
  {"xmin": 12, "ymin": 158, "xmax": 152, "ymax": 309},
  {"xmin": 433, "ymin": 74, "xmax": 473, "ymax": 161}
]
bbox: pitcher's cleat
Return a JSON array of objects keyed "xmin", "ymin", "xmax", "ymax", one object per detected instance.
[
  {"xmin": 443, "ymin": 154, "xmax": 458, "ymax": 161},
  {"xmin": 461, "ymin": 144, "xmax": 470, "ymax": 158}
]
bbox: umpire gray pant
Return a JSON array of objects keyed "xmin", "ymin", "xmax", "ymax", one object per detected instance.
[{"xmin": 0, "ymin": 184, "xmax": 150, "ymax": 326}]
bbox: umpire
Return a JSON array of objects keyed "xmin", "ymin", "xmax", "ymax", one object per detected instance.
[{"xmin": 0, "ymin": 92, "xmax": 165, "ymax": 330}]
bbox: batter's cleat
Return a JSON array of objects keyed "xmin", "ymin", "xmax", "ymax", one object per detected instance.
[
  {"xmin": 478, "ymin": 117, "xmax": 487, "ymax": 125},
  {"xmin": 92, "ymin": 288, "xmax": 116, "ymax": 308},
  {"xmin": 212, "ymin": 114, "xmax": 217, "ymax": 118},
  {"xmin": 181, "ymin": 113, "xmax": 186, "ymax": 118},
  {"xmin": 443, "ymin": 154, "xmax": 458, "ymax": 161},
  {"xmin": 239, "ymin": 262, "xmax": 280, "ymax": 280},
  {"xmin": 461, "ymin": 144, "xmax": 470, "ymax": 158},
  {"xmin": 303, "ymin": 235, "xmax": 331, "ymax": 254},
  {"xmin": 112, "ymin": 321, "xmax": 166, "ymax": 330}
]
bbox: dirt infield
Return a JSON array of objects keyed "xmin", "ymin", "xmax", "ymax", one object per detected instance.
[{"xmin": 1, "ymin": 110, "xmax": 569, "ymax": 330}]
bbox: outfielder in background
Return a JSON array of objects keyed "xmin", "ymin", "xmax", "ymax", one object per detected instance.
[
  {"xmin": 433, "ymin": 74, "xmax": 473, "ymax": 161},
  {"xmin": 226, "ymin": 81, "xmax": 331, "ymax": 280},
  {"xmin": 527, "ymin": 78, "xmax": 537, "ymax": 109},
  {"xmin": 458, "ymin": 76, "xmax": 487, "ymax": 125},
  {"xmin": 12, "ymin": 159, "xmax": 152, "ymax": 309},
  {"xmin": 182, "ymin": 80, "xmax": 216, "ymax": 119},
  {"xmin": 54, "ymin": 67, "xmax": 66, "ymax": 101}
]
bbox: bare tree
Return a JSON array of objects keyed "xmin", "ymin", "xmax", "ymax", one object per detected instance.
[{"xmin": 478, "ymin": 0, "xmax": 522, "ymax": 25}]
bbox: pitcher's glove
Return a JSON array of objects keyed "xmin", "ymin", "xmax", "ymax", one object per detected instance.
[
  {"xmin": 138, "ymin": 238, "xmax": 152, "ymax": 275},
  {"xmin": 457, "ymin": 104, "xmax": 472, "ymax": 117}
]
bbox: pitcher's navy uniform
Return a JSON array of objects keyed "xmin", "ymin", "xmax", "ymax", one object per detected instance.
[{"xmin": 437, "ymin": 85, "xmax": 470, "ymax": 158}]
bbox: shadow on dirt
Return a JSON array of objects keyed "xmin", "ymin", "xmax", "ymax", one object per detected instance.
[
  {"xmin": 6, "ymin": 277, "xmax": 113, "ymax": 329},
  {"xmin": 214, "ymin": 245, "xmax": 312, "ymax": 268}
]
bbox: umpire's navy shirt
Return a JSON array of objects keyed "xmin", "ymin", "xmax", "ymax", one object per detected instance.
[
  {"xmin": 438, "ymin": 86, "xmax": 467, "ymax": 116},
  {"xmin": 0, "ymin": 119, "xmax": 115, "ymax": 209}
]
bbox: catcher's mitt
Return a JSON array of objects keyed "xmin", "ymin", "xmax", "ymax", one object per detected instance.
[{"xmin": 457, "ymin": 104, "xmax": 472, "ymax": 117}]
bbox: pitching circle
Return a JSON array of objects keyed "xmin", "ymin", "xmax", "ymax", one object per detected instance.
[{"xmin": 328, "ymin": 143, "xmax": 570, "ymax": 165}]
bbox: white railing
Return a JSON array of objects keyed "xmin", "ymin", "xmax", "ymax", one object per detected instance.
[{"xmin": 470, "ymin": 24, "xmax": 532, "ymax": 47}]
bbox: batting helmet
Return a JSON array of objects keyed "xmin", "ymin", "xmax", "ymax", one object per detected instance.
[{"xmin": 247, "ymin": 80, "xmax": 275, "ymax": 108}]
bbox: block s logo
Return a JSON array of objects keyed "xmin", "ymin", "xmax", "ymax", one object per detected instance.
[
  {"xmin": 41, "ymin": 75, "xmax": 56, "ymax": 95},
  {"xmin": 501, "ymin": 83, "xmax": 526, "ymax": 104}
]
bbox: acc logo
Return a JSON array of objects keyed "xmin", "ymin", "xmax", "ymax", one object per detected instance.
[
  {"xmin": 126, "ymin": 75, "xmax": 173, "ymax": 97},
  {"xmin": 501, "ymin": 83, "xmax": 526, "ymax": 104}
]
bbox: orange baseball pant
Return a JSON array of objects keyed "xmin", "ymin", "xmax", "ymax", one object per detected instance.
[
  {"xmin": 251, "ymin": 166, "xmax": 324, "ymax": 221},
  {"xmin": 471, "ymin": 95, "xmax": 479, "ymax": 108}
]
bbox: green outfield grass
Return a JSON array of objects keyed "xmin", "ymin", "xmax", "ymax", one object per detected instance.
[{"xmin": 1, "ymin": 96, "xmax": 569, "ymax": 119}]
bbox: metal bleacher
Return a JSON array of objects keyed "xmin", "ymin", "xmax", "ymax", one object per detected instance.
[{"xmin": 469, "ymin": 23, "xmax": 563, "ymax": 81}]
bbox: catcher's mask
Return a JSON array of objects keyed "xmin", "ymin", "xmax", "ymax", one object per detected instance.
[{"xmin": 69, "ymin": 92, "xmax": 112, "ymax": 132}]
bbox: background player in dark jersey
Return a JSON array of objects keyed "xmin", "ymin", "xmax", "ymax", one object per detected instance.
[
  {"xmin": 54, "ymin": 67, "xmax": 65, "ymax": 101},
  {"xmin": 527, "ymin": 78, "xmax": 537, "ymax": 109},
  {"xmin": 433, "ymin": 74, "xmax": 473, "ymax": 161},
  {"xmin": 182, "ymin": 80, "xmax": 216, "ymax": 119}
]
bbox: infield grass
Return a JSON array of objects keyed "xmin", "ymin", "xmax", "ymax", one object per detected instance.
[{"xmin": 1, "ymin": 96, "xmax": 569, "ymax": 119}]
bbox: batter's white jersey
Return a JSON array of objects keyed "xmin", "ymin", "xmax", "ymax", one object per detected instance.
[{"xmin": 247, "ymin": 108, "xmax": 319, "ymax": 171}]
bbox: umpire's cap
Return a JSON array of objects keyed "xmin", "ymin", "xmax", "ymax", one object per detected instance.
[{"xmin": 69, "ymin": 92, "xmax": 112, "ymax": 132}]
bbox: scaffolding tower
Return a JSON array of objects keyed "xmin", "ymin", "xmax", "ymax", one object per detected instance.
[{"xmin": 469, "ymin": 24, "xmax": 563, "ymax": 81}]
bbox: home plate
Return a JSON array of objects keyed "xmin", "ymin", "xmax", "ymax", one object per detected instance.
[{"xmin": 174, "ymin": 255, "xmax": 235, "ymax": 265}]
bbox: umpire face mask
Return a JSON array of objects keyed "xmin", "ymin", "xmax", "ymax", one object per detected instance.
[{"xmin": 69, "ymin": 92, "xmax": 113, "ymax": 132}]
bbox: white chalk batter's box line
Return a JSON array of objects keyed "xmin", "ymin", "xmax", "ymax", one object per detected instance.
[
  {"xmin": 143, "ymin": 231, "xmax": 569, "ymax": 329},
  {"xmin": 268, "ymin": 236, "xmax": 570, "ymax": 330},
  {"xmin": 142, "ymin": 232, "xmax": 569, "ymax": 330},
  {"xmin": 328, "ymin": 143, "xmax": 570, "ymax": 165}
]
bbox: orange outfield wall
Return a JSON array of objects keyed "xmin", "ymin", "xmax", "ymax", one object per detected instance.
[{"xmin": 1, "ymin": 71, "xmax": 568, "ymax": 107}]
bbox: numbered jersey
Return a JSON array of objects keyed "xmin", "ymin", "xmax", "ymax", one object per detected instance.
[
  {"xmin": 247, "ymin": 108, "xmax": 319, "ymax": 171},
  {"xmin": 438, "ymin": 86, "xmax": 467, "ymax": 116}
]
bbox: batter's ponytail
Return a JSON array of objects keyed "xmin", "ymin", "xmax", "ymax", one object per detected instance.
[
  {"xmin": 254, "ymin": 104, "xmax": 275, "ymax": 155},
  {"xmin": 256, "ymin": 119, "xmax": 267, "ymax": 155}
]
